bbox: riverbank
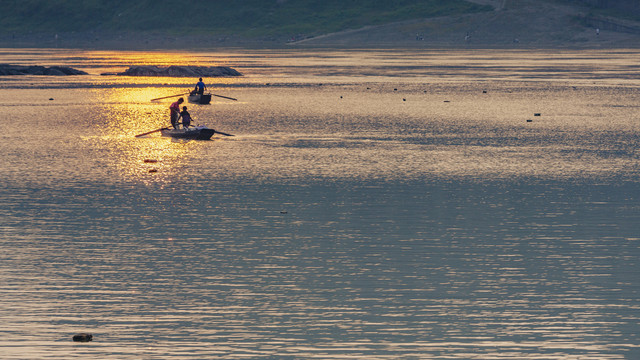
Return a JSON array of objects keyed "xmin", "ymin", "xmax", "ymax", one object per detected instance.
[{"xmin": 1, "ymin": 0, "xmax": 640, "ymax": 50}]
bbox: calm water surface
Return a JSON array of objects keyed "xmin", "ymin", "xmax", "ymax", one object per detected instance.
[{"xmin": 0, "ymin": 48, "xmax": 639, "ymax": 359}]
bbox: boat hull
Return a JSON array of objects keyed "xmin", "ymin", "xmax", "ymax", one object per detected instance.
[
  {"xmin": 161, "ymin": 126, "xmax": 215, "ymax": 140},
  {"xmin": 188, "ymin": 93, "xmax": 212, "ymax": 104}
]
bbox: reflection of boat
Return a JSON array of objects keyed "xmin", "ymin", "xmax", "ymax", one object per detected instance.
[
  {"xmin": 188, "ymin": 93, "xmax": 212, "ymax": 104},
  {"xmin": 161, "ymin": 126, "xmax": 216, "ymax": 140}
]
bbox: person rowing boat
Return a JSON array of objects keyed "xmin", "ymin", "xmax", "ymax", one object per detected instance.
[
  {"xmin": 193, "ymin": 78, "xmax": 207, "ymax": 95},
  {"xmin": 169, "ymin": 98, "xmax": 184, "ymax": 129}
]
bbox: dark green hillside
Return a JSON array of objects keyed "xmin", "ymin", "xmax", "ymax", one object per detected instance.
[{"xmin": 0, "ymin": 0, "xmax": 492, "ymax": 37}]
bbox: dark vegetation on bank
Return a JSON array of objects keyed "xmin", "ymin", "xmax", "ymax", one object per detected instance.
[
  {"xmin": 0, "ymin": 0, "xmax": 491, "ymax": 38},
  {"xmin": 1, "ymin": 0, "xmax": 640, "ymax": 48},
  {"xmin": 566, "ymin": 0, "xmax": 640, "ymax": 21}
]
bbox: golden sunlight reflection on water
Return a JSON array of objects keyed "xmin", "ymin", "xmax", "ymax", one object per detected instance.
[
  {"xmin": 83, "ymin": 87, "xmax": 212, "ymax": 185},
  {"xmin": 1, "ymin": 49, "xmax": 640, "ymax": 359},
  {"xmin": 83, "ymin": 50, "xmax": 231, "ymax": 67}
]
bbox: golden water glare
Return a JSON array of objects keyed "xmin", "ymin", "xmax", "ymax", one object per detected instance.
[
  {"xmin": 0, "ymin": 48, "xmax": 639, "ymax": 359},
  {"xmin": 87, "ymin": 86, "xmax": 211, "ymax": 185}
]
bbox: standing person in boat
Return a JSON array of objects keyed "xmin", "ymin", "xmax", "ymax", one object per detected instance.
[
  {"xmin": 194, "ymin": 78, "xmax": 207, "ymax": 95},
  {"xmin": 178, "ymin": 106, "xmax": 192, "ymax": 129},
  {"xmin": 169, "ymin": 98, "xmax": 184, "ymax": 129}
]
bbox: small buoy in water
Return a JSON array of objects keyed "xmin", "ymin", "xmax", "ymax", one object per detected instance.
[
  {"xmin": 73, "ymin": 333, "xmax": 93, "ymax": 342},
  {"xmin": 526, "ymin": 119, "xmax": 533, "ymax": 122},
  {"xmin": 534, "ymin": 113, "xmax": 541, "ymax": 116},
  {"xmin": 148, "ymin": 169, "xmax": 158, "ymax": 173},
  {"xmin": 143, "ymin": 159, "xmax": 158, "ymax": 163}
]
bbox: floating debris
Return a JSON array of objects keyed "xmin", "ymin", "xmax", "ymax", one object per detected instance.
[
  {"xmin": 526, "ymin": 119, "xmax": 533, "ymax": 122},
  {"xmin": 72, "ymin": 333, "xmax": 93, "ymax": 342},
  {"xmin": 148, "ymin": 169, "xmax": 158, "ymax": 173},
  {"xmin": 143, "ymin": 159, "xmax": 158, "ymax": 163},
  {"xmin": 534, "ymin": 113, "xmax": 541, "ymax": 116}
]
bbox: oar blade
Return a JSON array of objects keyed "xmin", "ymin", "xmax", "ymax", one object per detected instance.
[
  {"xmin": 214, "ymin": 130, "xmax": 234, "ymax": 137},
  {"xmin": 212, "ymin": 94, "xmax": 238, "ymax": 101},
  {"xmin": 151, "ymin": 92, "xmax": 190, "ymax": 101},
  {"xmin": 135, "ymin": 127, "xmax": 169, "ymax": 137}
]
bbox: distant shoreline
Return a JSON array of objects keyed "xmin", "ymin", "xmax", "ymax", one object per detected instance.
[{"xmin": 1, "ymin": 34, "xmax": 639, "ymax": 51}]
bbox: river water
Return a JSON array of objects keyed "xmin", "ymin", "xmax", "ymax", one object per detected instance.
[{"xmin": 0, "ymin": 48, "xmax": 639, "ymax": 359}]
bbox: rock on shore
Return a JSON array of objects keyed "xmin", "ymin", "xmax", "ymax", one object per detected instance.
[
  {"xmin": 0, "ymin": 64, "xmax": 87, "ymax": 75},
  {"xmin": 116, "ymin": 65, "xmax": 242, "ymax": 77}
]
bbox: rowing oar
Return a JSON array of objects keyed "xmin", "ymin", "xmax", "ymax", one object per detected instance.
[
  {"xmin": 151, "ymin": 92, "xmax": 190, "ymax": 101},
  {"xmin": 213, "ymin": 94, "xmax": 238, "ymax": 101},
  {"xmin": 214, "ymin": 130, "xmax": 234, "ymax": 137},
  {"xmin": 135, "ymin": 127, "xmax": 169, "ymax": 137}
]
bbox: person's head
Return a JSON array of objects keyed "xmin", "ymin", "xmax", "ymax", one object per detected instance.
[
  {"xmin": 199, "ymin": 78, "xmax": 203, "ymax": 81},
  {"xmin": 178, "ymin": 98, "xmax": 184, "ymax": 103},
  {"xmin": 182, "ymin": 106, "xmax": 188, "ymax": 111}
]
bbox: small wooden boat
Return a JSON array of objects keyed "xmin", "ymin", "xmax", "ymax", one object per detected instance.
[
  {"xmin": 188, "ymin": 93, "xmax": 212, "ymax": 104},
  {"xmin": 161, "ymin": 126, "xmax": 216, "ymax": 140}
]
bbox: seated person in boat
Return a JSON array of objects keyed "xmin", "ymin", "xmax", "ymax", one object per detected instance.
[
  {"xmin": 193, "ymin": 78, "xmax": 207, "ymax": 95},
  {"xmin": 178, "ymin": 106, "xmax": 192, "ymax": 128},
  {"xmin": 170, "ymin": 98, "xmax": 184, "ymax": 129}
]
